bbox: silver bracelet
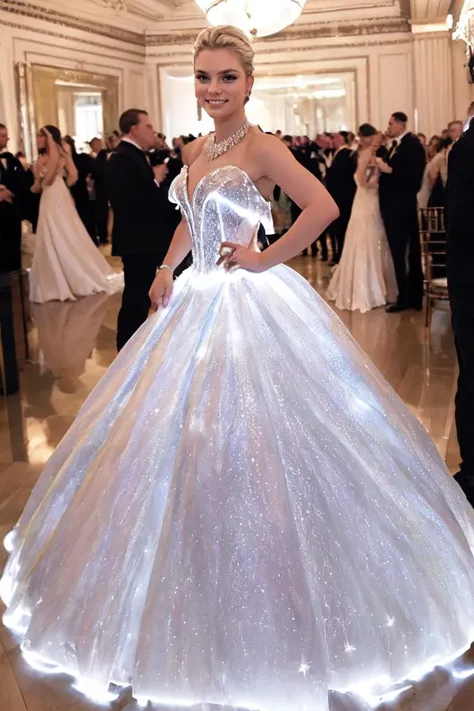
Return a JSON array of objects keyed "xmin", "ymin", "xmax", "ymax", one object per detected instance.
[{"xmin": 157, "ymin": 264, "xmax": 174, "ymax": 277}]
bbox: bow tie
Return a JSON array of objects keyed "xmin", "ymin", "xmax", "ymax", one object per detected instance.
[{"xmin": 391, "ymin": 140, "xmax": 398, "ymax": 148}]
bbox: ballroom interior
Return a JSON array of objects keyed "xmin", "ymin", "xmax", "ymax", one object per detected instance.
[{"xmin": 1, "ymin": 0, "xmax": 474, "ymax": 710}]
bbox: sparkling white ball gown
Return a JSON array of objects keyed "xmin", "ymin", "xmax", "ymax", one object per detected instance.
[
  {"xmin": 326, "ymin": 168, "xmax": 398, "ymax": 313},
  {"xmin": 29, "ymin": 171, "xmax": 123, "ymax": 303},
  {"xmin": 2, "ymin": 164, "xmax": 474, "ymax": 711}
]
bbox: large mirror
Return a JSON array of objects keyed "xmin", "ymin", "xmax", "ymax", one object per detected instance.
[
  {"xmin": 15, "ymin": 64, "xmax": 119, "ymax": 159},
  {"xmin": 160, "ymin": 67, "xmax": 357, "ymax": 139}
]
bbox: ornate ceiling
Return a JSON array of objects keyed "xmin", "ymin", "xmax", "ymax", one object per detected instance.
[{"xmin": 0, "ymin": 0, "xmax": 454, "ymax": 40}]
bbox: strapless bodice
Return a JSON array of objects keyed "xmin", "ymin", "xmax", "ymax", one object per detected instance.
[{"xmin": 169, "ymin": 165, "xmax": 273, "ymax": 273}]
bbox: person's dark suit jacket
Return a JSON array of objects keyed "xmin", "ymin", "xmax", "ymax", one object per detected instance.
[
  {"xmin": 93, "ymin": 149, "xmax": 108, "ymax": 202},
  {"xmin": 105, "ymin": 140, "xmax": 180, "ymax": 259},
  {"xmin": 70, "ymin": 152, "xmax": 96, "ymax": 240},
  {"xmin": 379, "ymin": 133, "xmax": 426, "ymax": 215},
  {"xmin": 446, "ymin": 119, "xmax": 474, "ymax": 287},
  {"xmin": 325, "ymin": 147, "xmax": 357, "ymax": 213},
  {"xmin": 0, "ymin": 152, "xmax": 29, "ymax": 272}
]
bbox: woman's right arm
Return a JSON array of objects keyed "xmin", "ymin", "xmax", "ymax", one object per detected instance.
[
  {"xmin": 427, "ymin": 154, "xmax": 442, "ymax": 186},
  {"xmin": 162, "ymin": 217, "xmax": 192, "ymax": 272},
  {"xmin": 31, "ymin": 158, "xmax": 43, "ymax": 193},
  {"xmin": 355, "ymin": 149, "xmax": 370, "ymax": 187},
  {"xmin": 148, "ymin": 140, "xmax": 206, "ymax": 311},
  {"xmin": 148, "ymin": 217, "xmax": 192, "ymax": 311},
  {"xmin": 42, "ymin": 133, "xmax": 61, "ymax": 186}
]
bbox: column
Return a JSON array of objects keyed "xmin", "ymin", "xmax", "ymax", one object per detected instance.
[
  {"xmin": 413, "ymin": 32, "xmax": 454, "ymax": 137},
  {"xmin": 452, "ymin": 38, "xmax": 474, "ymax": 120},
  {"xmin": 0, "ymin": 27, "xmax": 20, "ymax": 151}
]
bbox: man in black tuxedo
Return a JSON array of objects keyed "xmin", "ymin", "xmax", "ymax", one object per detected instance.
[
  {"xmin": 0, "ymin": 124, "xmax": 28, "ymax": 273},
  {"xmin": 105, "ymin": 109, "xmax": 181, "ymax": 351},
  {"xmin": 377, "ymin": 112, "xmax": 426, "ymax": 312},
  {"xmin": 89, "ymin": 137, "xmax": 109, "ymax": 245},
  {"xmin": 446, "ymin": 117, "xmax": 474, "ymax": 507},
  {"xmin": 325, "ymin": 131, "xmax": 357, "ymax": 264}
]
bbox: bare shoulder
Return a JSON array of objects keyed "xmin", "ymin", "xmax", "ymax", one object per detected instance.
[
  {"xmin": 183, "ymin": 136, "xmax": 208, "ymax": 167},
  {"xmin": 248, "ymin": 131, "xmax": 288, "ymax": 161}
]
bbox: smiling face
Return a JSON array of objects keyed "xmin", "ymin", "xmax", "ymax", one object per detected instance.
[{"xmin": 194, "ymin": 48, "xmax": 253, "ymax": 122}]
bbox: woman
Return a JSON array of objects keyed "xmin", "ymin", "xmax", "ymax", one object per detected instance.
[
  {"xmin": 418, "ymin": 135, "xmax": 450, "ymax": 209},
  {"xmin": 326, "ymin": 125, "xmax": 398, "ymax": 312},
  {"xmin": 418, "ymin": 135, "xmax": 450, "ymax": 279},
  {"xmin": 2, "ymin": 27, "xmax": 474, "ymax": 711},
  {"xmin": 29, "ymin": 126, "xmax": 123, "ymax": 303},
  {"xmin": 63, "ymin": 135, "xmax": 97, "ymax": 245}
]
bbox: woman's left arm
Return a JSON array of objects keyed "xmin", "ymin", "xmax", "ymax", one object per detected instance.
[
  {"xmin": 427, "ymin": 153, "xmax": 442, "ymax": 187},
  {"xmin": 220, "ymin": 135, "xmax": 339, "ymax": 272},
  {"xmin": 63, "ymin": 143, "xmax": 78, "ymax": 186},
  {"xmin": 42, "ymin": 134, "xmax": 61, "ymax": 187},
  {"xmin": 65, "ymin": 157, "xmax": 78, "ymax": 187}
]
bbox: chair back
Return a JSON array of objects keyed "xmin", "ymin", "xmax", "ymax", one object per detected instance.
[{"xmin": 418, "ymin": 207, "xmax": 446, "ymax": 285}]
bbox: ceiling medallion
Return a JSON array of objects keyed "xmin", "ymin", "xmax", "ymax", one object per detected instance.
[
  {"xmin": 101, "ymin": 0, "xmax": 128, "ymax": 11},
  {"xmin": 194, "ymin": 0, "xmax": 307, "ymax": 38}
]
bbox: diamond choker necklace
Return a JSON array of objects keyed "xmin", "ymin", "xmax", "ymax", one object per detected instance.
[{"xmin": 205, "ymin": 121, "xmax": 252, "ymax": 161}]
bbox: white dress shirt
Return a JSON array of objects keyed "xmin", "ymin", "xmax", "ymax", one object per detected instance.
[
  {"xmin": 395, "ymin": 130, "xmax": 409, "ymax": 146},
  {"xmin": 0, "ymin": 149, "xmax": 8, "ymax": 171},
  {"xmin": 121, "ymin": 137, "xmax": 143, "ymax": 153}
]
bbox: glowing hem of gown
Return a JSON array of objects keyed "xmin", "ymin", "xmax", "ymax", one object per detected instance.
[
  {"xmin": 7, "ymin": 633, "xmax": 474, "ymax": 709},
  {"xmin": 2, "ymin": 579, "xmax": 474, "ymax": 710}
]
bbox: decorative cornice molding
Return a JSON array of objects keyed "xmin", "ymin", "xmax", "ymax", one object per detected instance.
[
  {"xmin": 147, "ymin": 35, "xmax": 413, "ymax": 62},
  {"xmin": 0, "ymin": 0, "xmax": 146, "ymax": 46},
  {"xmin": 0, "ymin": 2, "xmax": 412, "ymax": 49},
  {"xmin": 146, "ymin": 16, "xmax": 411, "ymax": 46},
  {"xmin": 1, "ymin": 19, "xmax": 146, "ymax": 60}
]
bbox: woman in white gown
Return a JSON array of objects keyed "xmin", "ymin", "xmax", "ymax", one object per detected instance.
[
  {"xmin": 29, "ymin": 126, "xmax": 123, "ymax": 303},
  {"xmin": 326, "ymin": 126, "xmax": 398, "ymax": 313},
  {"xmin": 2, "ymin": 26, "xmax": 474, "ymax": 711}
]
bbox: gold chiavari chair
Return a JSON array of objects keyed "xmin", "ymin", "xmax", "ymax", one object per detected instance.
[{"xmin": 418, "ymin": 207, "xmax": 449, "ymax": 330}]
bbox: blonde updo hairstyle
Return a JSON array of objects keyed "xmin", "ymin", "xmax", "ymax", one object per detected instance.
[{"xmin": 193, "ymin": 25, "xmax": 255, "ymax": 103}]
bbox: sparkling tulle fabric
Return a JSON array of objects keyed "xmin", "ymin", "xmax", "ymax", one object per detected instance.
[
  {"xmin": 326, "ymin": 173, "xmax": 398, "ymax": 313},
  {"xmin": 29, "ymin": 173, "xmax": 123, "ymax": 303},
  {"xmin": 2, "ymin": 165, "xmax": 474, "ymax": 711}
]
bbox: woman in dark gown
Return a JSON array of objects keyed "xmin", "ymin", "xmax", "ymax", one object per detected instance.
[{"xmin": 63, "ymin": 136, "xmax": 97, "ymax": 246}]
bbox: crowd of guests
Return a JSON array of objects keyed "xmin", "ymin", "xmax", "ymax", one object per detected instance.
[
  {"xmin": 1, "ymin": 112, "xmax": 468, "ymax": 304},
  {"xmin": 2, "ymin": 111, "xmax": 470, "ymax": 285},
  {"xmin": 265, "ymin": 119, "xmax": 468, "ymax": 263}
]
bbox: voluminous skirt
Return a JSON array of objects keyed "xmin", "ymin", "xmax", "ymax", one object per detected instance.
[
  {"xmin": 29, "ymin": 178, "xmax": 123, "ymax": 303},
  {"xmin": 2, "ymin": 265, "xmax": 474, "ymax": 711},
  {"xmin": 326, "ymin": 187, "xmax": 398, "ymax": 313}
]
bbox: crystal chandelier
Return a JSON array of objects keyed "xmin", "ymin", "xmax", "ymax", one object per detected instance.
[
  {"xmin": 453, "ymin": 0, "xmax": 474, "ymax": 48},
  {"xmin": 195, "ymin": 0, "xmax": 307, "ymax": 38}
]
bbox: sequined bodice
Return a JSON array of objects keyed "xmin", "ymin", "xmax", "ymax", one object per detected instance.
[{"xmin": 169, "ymin": 165, "xmax": 273, "ymax": 273}]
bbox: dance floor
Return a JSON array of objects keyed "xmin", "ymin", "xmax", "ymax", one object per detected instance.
[{"xmin": 0, "ymin": 254, "xmax": 472, "ymax": 711}]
